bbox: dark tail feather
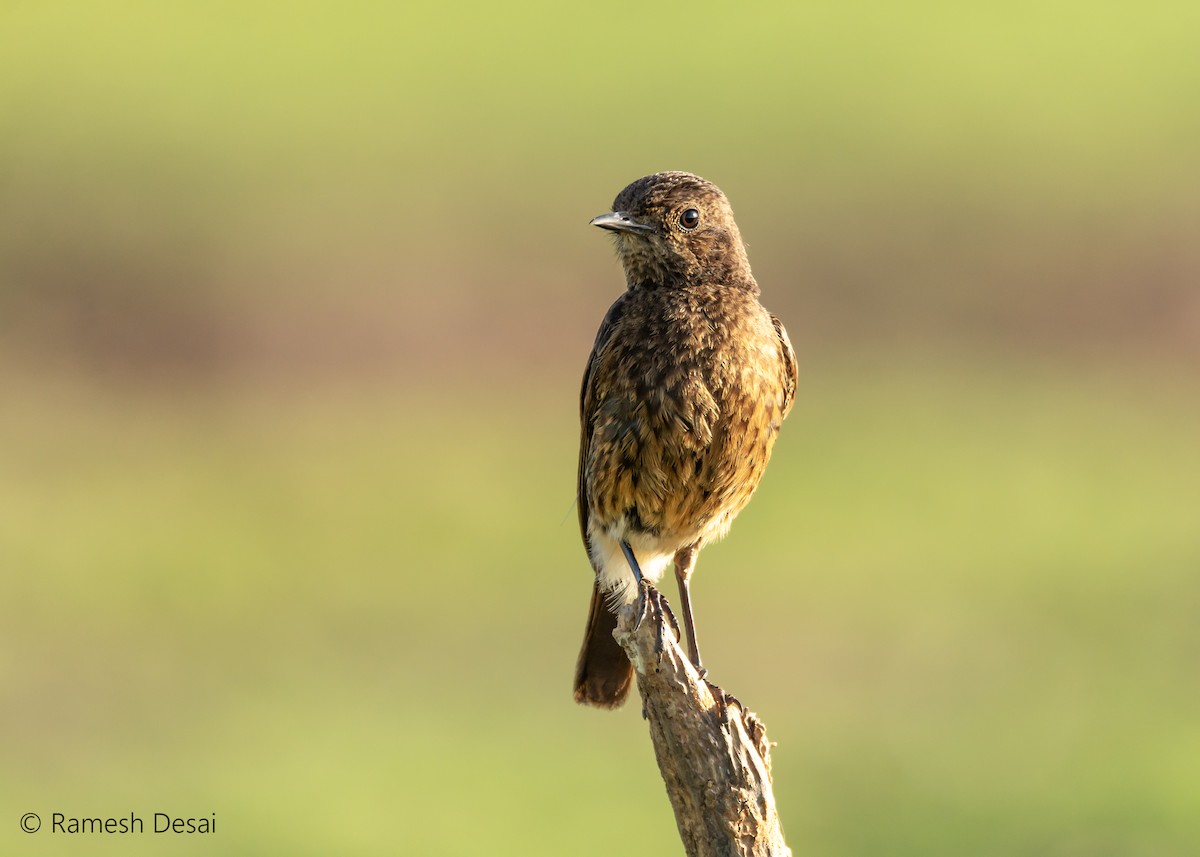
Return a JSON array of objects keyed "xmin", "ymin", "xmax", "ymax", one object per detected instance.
[{"xmin": 573, "ymin": 582, "xmax": 634, "ymax": 708}]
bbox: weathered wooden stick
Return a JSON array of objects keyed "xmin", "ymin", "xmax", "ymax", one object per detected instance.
[{"xmin": 614, "ymin": 584, "xmax": 792, "ymax": 857}]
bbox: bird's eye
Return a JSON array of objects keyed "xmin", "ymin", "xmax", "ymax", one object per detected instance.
[{"xmin": 679, "ymin": 208, "xmax": 701, "ymax": 230}]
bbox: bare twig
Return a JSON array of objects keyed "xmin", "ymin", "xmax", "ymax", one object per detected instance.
[{"xmin": 614, "ymin": 584, "xmax": 792, "ymax": 857}]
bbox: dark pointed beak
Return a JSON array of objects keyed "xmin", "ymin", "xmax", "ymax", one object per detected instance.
[{"xmin": 590, "ymin": 211, "xmax": 655, "ymax": 234}]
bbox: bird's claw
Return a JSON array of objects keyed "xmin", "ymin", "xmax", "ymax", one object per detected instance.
[
  {"xmin": 662, "ymin": 597, "xmax": 681, "ymax": 642},
  {"xmin": 631, "ymin": 578, "xmax": 651, "ymax": 632},
  {"xmin": 637, "ymin": 586, "xmax": 683, "ymax": 660},
  {"xmin": 705, "ymin": 678, "xmax": 742, "ymax": 720}
]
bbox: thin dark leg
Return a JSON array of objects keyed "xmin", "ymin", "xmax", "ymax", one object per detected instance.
[
  {"xmin": 676, "ymin": 575, "xmax": 703, "ymax": 674},
  {"xmin": 619, "ymin": 541, "xmax": 643, "ymax": 584},
  {"xmin": 620, "ymin": 541, "xmax": 648, "ymax": 628},
  {"xmin": 674, "ymin": 545, "xmax": 704, "ymax": 676}
]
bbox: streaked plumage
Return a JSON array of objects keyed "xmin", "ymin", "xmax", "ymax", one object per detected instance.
[{"xmin": 574, "ymin": 172, "xmax": 797, "ymax": 708}]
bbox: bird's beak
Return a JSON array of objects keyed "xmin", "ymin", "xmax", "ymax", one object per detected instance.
[{"xmin": 590, "ymin": 211, "xmax": 655, "ymax": 234}]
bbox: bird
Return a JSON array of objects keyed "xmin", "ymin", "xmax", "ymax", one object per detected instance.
[{"xmin": 574, "ymin": 171, "xmax": 797, "ymax": 709}]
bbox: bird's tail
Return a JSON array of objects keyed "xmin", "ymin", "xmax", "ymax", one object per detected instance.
[{"xmin": 573, "ymin": 581, "xmax": 634, "ymax": 708}]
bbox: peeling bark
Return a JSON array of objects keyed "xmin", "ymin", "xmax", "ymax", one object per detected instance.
[{"xmin": 614, "ymin": 584, "xmax": 792, "ymax": 857}]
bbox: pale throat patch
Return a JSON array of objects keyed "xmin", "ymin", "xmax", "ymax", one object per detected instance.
[{"xmin": 615, "ymin": 234, "xmax": 679, "ymax": 286}]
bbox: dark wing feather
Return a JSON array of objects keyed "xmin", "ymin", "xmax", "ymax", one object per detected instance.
[
  {"xmin": 577, "ymin": 295, "xmax": 629, "ymax": 545},
  {"xmin": 771, "ymin": 313, "xmax": 798, "ymax": 419}
]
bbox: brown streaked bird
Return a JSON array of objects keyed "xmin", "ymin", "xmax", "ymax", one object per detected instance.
[{"xmin": 574, "ymin": 171, "xmax": 797, "ymax": 709}]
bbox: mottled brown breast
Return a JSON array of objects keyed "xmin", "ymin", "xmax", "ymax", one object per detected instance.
[{"xmin": 580, "ymin": 281, "xmax": 793, "ymax": 547}]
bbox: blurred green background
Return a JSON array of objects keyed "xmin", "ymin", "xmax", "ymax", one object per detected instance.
[{"xmin": 2, "ymin": 2, "xmax": 1198, "ymax": 855}]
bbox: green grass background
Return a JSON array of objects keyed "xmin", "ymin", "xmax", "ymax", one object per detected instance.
[{"xmin": 2, "ymin": 2, "xmax": 1199, "ymax": 855}]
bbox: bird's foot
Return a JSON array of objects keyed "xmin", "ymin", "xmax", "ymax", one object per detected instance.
[
  {"xmin": 662, "ymin": 596, "xmax": 682, "ymax": 644},
  {"xmin": 631, "ymin": 578, "xmax": 652, "ymax": 632},
  {"xmin": 638, "ymin": 586, "xmax": 684, "ymax": 660},
  {"xmin": 704, "ymin": 678, "xmax": 743, "ymax": 720}
]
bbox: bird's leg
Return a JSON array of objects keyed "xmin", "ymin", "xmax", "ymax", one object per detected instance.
[
  {"xmin": 619, "ymin": 540, "xmax": 648, "ymax": 630},
  {"xmin": 674, "ymin": 544, "xmax": 705, "ymax": 678}
]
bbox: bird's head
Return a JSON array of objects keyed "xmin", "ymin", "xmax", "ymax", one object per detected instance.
[{"xmin": 590, "ymin": 171, "xmax": 755, "ymax": 291}]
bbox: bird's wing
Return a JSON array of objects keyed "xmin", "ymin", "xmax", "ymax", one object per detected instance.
[
  {"xmin": 771, "ymin": 313, "xmax": 798, "ymax": 419},
  {"xmin": 578, "ymin": 294, "xmax": 629, "ymax": 546}
]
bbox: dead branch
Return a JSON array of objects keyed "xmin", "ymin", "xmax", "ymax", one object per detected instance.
[{"xmin": 614, "ymin": 584, "xmax": 792, "ymax": 857}]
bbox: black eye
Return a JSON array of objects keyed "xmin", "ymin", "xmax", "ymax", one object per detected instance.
[{"xmin": 679, "ymin": 208, "xmax": 700, "ymax": 230}]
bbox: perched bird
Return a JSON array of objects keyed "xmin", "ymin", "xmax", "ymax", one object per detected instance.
[{"xmin": 574, "ymin": 171, "xmax": 797, "ymax": 709}]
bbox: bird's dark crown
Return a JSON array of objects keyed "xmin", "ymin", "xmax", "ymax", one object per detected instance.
[{"xmin": 595, "ymin": 171, "xmax": 756, "ymax": 292}]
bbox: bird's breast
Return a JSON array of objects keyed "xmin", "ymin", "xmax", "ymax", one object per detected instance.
[{"xmin": 584, "ymin": 289, "xmax": 786, "ymax": 543}]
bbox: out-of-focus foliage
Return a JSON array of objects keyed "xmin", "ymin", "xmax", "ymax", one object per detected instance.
[{"xmin": 1, "ymin": 3, "xmax": 1197, "ymax": 855}]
